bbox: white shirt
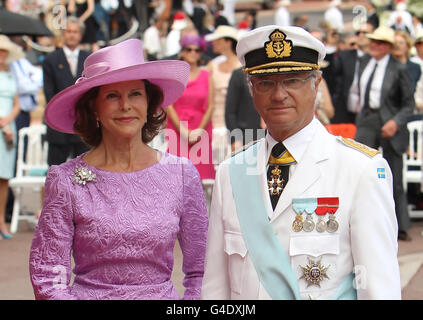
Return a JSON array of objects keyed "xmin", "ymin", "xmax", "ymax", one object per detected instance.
[
  {"xmin": 143, "ymin": 25, "xmax": 162, "ymax": 58},
  {"xmin": 359, "ymin": 54, "xmax": 390, "ymax": 110},
  {"xmin": 63, "ymin": 46, "xmax": 80, "ymax": 77},
  {"xmin": 347, "ymin": 49, "xmax": 365, "ymax": 113},
  {"xmin": 165, "ymin": 29, "xmax": 181, "ymax": 57},
  {"xmin": 274, "ymin": 7, "xmax": 290, "ymax": 26}
]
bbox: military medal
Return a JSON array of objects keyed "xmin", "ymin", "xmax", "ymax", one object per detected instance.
[
  {"xmin": 303, "ymin": 212, "xmax": 315, "ymax": 232},
  {"xmin": 316, "ymin": 197, "xmax": 339, "ymax": 233},
  {"xmin": 316, "ymin": 216, "xmax": 327, "ymax": 233},
  {"xmin": 327, "ymin": 214, "xmax": 339, "ymax": 233},
  {"xmin": 292, "ymin": 198, "xmax": 317, "ymax": 233},
  {"xmin": 300, "ymin": 257, "xmax": 330, "ymax": 287},
  {"xmin": 326, "ymin": 198, "xmax": 339, "ymax": 233},
  {"xmin": 268, "ymin": 166, "xmax": 284, "ymax": 196},
  {"xmin": 292, "ymin": 213, "xmax": 303, "ymax": 232}
]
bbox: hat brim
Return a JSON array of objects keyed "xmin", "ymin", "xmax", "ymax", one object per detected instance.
[
  {"xmin": 0, "ymin": 43, "xmax": 25, "ymax": 64},
  {"xmin": 205, "ymin": 33, "xmax": 238, "ymax": 42},
  {"xmin": 367, "ymin": 34, "xmax": 394, "ymax": 45},
  {"xmin": 45, "ymin": 60, "xmax": 189, "ymax": 134}
]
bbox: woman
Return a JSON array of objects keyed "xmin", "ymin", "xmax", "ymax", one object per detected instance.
[
  {"xmin": 166, "ymin": 34, "xmax": 215, "ymax": 180},
  {"xmin": 0, "ymin": 35, "xmax": 24, "ymax": 239},
  {"xmin": 392, "ymin": 30, "xmax": 421, "ymax": 93},
  {"xmin": 68, "ymin": 0, "xmax": 98, "ymax": 51},
  {"xmin": 205, "ymin": 25, "xmax": 241, "ymax": 165},
  {"xmin": 29, "ymin": 39, "xmax": 209, "ymax": 300}
]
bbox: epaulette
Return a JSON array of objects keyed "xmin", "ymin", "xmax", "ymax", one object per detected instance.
[
  {"xmin": 231, "ymin": 140, "xmax": 260, "ymax": 158},
  {"xmin": 336, "ymin": 136, "xmax": 380, "ymax": 158}
]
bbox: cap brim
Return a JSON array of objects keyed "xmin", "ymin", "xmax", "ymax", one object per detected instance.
[{"xmin": 45, "ymin": 60, "xmax": 189, "ymax": 134}]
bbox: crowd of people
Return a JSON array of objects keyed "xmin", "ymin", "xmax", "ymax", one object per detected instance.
[{"xmin": 0, "ymin": 0, "xmax": 423, "ymax": 300}]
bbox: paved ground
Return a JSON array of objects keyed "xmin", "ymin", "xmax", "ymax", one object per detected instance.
[{"xmin": 1, "ymin": 219, "xmax": 422, "ymax": 300}]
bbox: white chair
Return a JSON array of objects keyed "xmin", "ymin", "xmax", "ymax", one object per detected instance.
[
  {"xmin": 403, "ymin": 120, "xmax": 423, "ymax": 219},
  {"xmin": 9, "ymin": 124, "xmax": 48, "ymax": 233}
]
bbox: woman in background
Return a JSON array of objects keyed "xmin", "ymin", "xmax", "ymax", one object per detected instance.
[{"xmin": 166, "ymin": 34, "xmax": 215, "ymax": 180}]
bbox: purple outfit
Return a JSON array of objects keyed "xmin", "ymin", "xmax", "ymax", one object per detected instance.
[{"xmin": 29, "ymin": 152, "xmax": 208, "ymax": 300}]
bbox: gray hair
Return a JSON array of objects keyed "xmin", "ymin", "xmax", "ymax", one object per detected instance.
[{"xmin": 65, "ymin": 16, "xmax": 86, "ymax": 35}]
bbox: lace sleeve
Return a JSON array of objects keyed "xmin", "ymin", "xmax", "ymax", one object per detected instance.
[
  {"xmin": 178, "ymin": 161, "xmax": 209, "ymax": 300},
  {"xmin": 29, "ymin": 165, "xmax": 77, "ymax": 300}
]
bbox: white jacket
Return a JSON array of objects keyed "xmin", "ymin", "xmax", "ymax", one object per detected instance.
[{"xmin": 201, "ymin": 119, "xmax": 401, "ymax": 300}]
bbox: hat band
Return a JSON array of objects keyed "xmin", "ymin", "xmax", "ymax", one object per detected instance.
[
  {"xmin": 243, "ymin": 61, "xmax": 319, "ymax": 75},
  {"xmin": 244, "ymin": 45, "xmax": 319, "ymax": 70}
]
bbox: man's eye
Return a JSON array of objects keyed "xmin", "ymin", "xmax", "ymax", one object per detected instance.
[
  {"xmin": 259, "ymin": 80, "xmax": 274, "ymax": 87},
  {"xmin": 285, "ymin": 78, "xmax": 301, "ymax": 85}
]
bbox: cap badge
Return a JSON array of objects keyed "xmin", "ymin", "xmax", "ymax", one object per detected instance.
[{"xmin": 265, "ymin": 29, "xmax": 292, "ymax": 59}]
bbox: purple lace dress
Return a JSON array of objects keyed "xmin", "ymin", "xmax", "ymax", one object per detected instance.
[{"xmin": 29, "ymin": 152, "xmax": 209, "ymax": 300}]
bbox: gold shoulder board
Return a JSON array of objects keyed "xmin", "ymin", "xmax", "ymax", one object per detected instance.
[
  {"xmin": 231, "ymin": 140, "xmax": 259, "ymax": 158},
  {"xmin": 337, "ymin": 137, "xmax": 380, "ymax": 158}
]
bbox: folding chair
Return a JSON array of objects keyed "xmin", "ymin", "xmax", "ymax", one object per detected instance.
[
  {"xmin": 9, "ymin": 124, "xmax": 48, "ymax": 233},
  {"xmin": 403, "ymin": 120, "xmax": 423, "ymax": 219}
]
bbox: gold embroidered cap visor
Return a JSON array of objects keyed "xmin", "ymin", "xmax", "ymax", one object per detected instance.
[{"xmin": 237, "ymin": 25, "xmax": 326, "ymax": 75}]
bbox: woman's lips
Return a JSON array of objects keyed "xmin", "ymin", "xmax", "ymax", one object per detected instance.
[{"xmin": 115, "ymin": 117, "xmax": 137, "ymax": 122}]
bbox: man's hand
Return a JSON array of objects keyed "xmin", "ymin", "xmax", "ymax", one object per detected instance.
[{"xmin": 381, "ymin": 119, "xmax": 398, "ymax": 138}]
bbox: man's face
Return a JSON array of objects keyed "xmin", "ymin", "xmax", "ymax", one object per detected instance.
[
  {"xmin": 356, "ymin": 24, "xmax": 373, "ymax": 50},
  {"xmin": 63, "ymin": 22, "xmax": 82, "ymax": 49},
  {"xmin": 369, "ymin": 39, "xmax": 392, "ymax": 60},
  {"xmin": 249, "ymin": 71, "xmax": 321, "ymax": 138}
]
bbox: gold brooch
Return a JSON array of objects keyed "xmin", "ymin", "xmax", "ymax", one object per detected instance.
[
  {"xmin": 72, "ymin": 167, "xmax": 97, "ymax": 186},
  {"xmin": 300, "ymin": 257, "xmax": 330, "ymax": 287},
  {"xmin": 265, "ymin": 29, "xmax": 292, "ymax": 59}
]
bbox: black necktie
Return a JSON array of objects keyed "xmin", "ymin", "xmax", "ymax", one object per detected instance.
[
  {"xmin": 267, "ymin": 142, "xmax": 296, "ymax": 210},
  {"xmin": 363, "ymin": 62, "xmax": 378, "ymax": 111}
]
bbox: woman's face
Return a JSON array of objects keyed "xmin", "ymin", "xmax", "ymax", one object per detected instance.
[
  {"xmin": 180, "ymin": 45, "xmax": 202, "ymax": 64},
  {"xmin": 0, "ymin": 49, "xmax": 9, "ymax": 65},
  {"xmin": 392, "ymin": 34, "xmax": 409, "ymax": 59},
  {"xmin": 95, "ymin": 79, "xmax": 148, "ymax": 142}
]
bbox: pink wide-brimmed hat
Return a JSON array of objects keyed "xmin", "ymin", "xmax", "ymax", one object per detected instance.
[{"xmin": 45, "ymin": 39, "xmax": 189, "ymax": 134}]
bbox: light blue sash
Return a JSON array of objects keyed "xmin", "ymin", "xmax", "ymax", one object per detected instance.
[{"xmin": 228, "ymin": 140, "xmax": 357, "ymax": 300}]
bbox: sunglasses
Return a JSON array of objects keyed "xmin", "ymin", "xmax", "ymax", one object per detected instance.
[
  {"xmin": 355, "ymin": 31, "xmax": 369, "ymax": 35},
  {"xmin": 183, "ymin": 47, "xmax": 201, "ymax": 53}
]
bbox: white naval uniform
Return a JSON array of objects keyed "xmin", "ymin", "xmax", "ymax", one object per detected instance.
[{"xmin": 201, "ymin": 118, "xmax": 401, "ymax": 300}]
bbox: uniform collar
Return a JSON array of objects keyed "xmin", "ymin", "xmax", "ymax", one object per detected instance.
[{"xmin": 265, "ymin": 117, "xmax": 318, "ymax": 164}]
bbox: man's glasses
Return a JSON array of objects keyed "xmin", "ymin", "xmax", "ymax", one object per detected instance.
[
  {"xmin": 249, "ymin": 74, "xmax": 315, "ymax": 94},
  {"xmin": 355, "ymin": 31, "xmax": 369, "ymax": 36},
  {"xmin": 183, "ymin": 47, "xmax": 201, "ymax": 53}
]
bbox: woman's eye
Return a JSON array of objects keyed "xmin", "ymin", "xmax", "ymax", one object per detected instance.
[{"xmin": 106, "ymin": 93, "xmax": 119, "ymax": 99}]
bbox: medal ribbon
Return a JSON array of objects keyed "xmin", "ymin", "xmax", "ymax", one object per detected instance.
[
  {"xmin": 315, "ymin": 197, "xmax": 339, "ymax": 215},
  {"xmin": 292, "ymin": 198, "xmax": 317, "ymax": 214},
  {"xmin": 268, "ymin": 149, "xmax": 297, "ymax": 166}
]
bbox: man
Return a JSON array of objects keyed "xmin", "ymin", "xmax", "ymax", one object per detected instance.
[
  {"xmin": 355, "ymin": 26, "xmax": 414, "ymax": 241},
  {"xmin": 411, "ymin": 29, "xmax": 423, "ymax": 112},
  {"xmin": 201, "ymin": 25, "xmax": 401, "ymax": 300},
  {"xmin": 333, "ymin": 22, "xmax": 374, "ymax": 124},
  {"xmin": 225, "ymin": 67, "xmax": 262, "ymax": 152},
  {"xmin": 43, "ymin": 16, "xmax": 90, "ymax": 166}
]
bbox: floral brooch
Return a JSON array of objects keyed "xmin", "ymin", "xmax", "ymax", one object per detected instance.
[{"xmin": 72, "ymin": 167, "xmax": 97, "ymax": 186}]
